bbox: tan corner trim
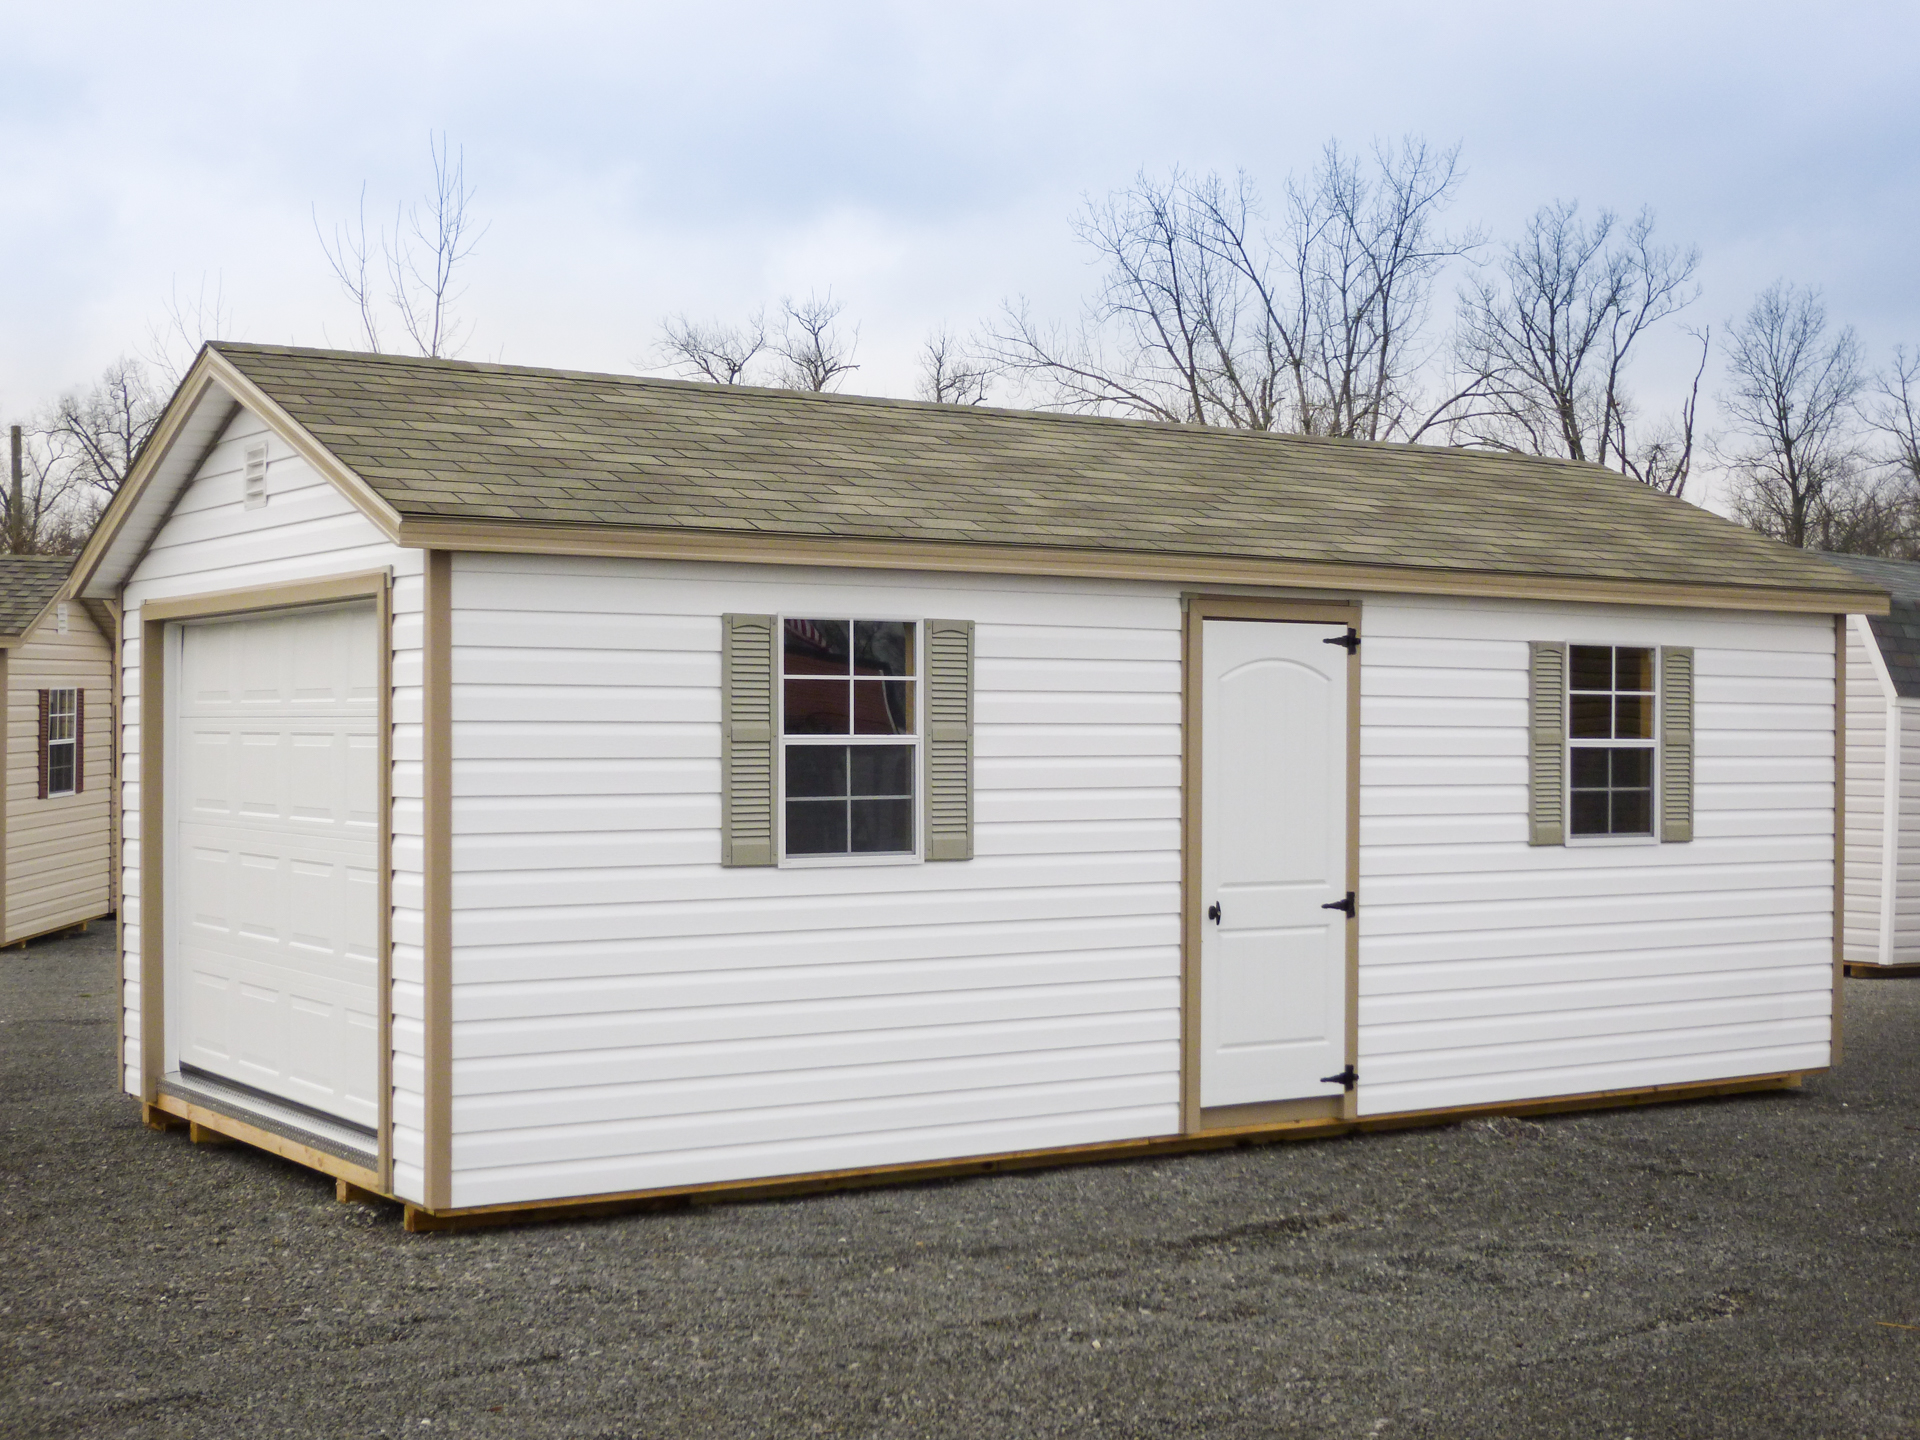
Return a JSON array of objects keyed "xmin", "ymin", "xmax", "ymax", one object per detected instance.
[
  {"xmin": 201, "ymin": 350, "xmax": 402, "ymax": 542},
  {"xmin": 395, "ymin": 516, "xmax": 1885, "ymax": 616},
  {"xmin": 138, "ymin": 615, "xmax": 165, "ymax": 1104},
  {"xmin": 1180, "ymin": 596, "xmax": 1361, "ymax": 1135},
  {"xmin": 1833, "ymin": 613, "xmax": 1846, "ymax": 1067},
  {"xmin": 140, "ymin": 570, "xmax": 393, "ymax": 625},
  {"xmin": 422, "ymin": 550, "xmax": 454, "ymax": 1210},
  {"xmin": 395, "ymin": 1069, "xmax": 1808, "ymax": 1232},
  {"xmin": 147, "ymin": 1092, "xmax": 383, "ymax": 1195},
  {"xmin": 374, "ymin": 575, "xmax": 396, "ymax": 1195}
]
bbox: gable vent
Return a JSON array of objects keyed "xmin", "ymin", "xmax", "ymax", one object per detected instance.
[{"xmin": 243, "ymin": 442, "xmax": 269, "ymax": 509}]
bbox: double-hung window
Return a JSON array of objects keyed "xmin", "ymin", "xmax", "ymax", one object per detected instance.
[
  {"xmin": 781, "ymin": 619, "xmax": 918, "ymax": 856},
  {"xmin": 1529, "ymin": 640, "xmax": 1693, "ymax": 847},
  {"xmin": 45, "ymin": 688, "xmax": 77, "ymax": 798},
  {"xmin": 1567, "ymin": 645, "xmax": 1656, "ymax": 838}
]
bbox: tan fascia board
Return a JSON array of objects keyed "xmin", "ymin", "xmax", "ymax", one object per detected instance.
[
  {"xmin": 67, "ymin": 348, "xmax": 403, "ymax": 600},
  {"xmin": 393, "ymin": 517, "xmax": 1891, "ymax": 616}
]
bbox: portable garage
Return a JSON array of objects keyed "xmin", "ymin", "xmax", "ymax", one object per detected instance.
[
  {"xmin": 0, "ymin": 555, "xmax": 114, "ymax": 947},
  {"xmin": 72, "ymin": 342, "xmax": 1885, "ymax": 1229},
  {"xmin": 1828, "ymin": 552, "xmax": 1920, "ymax": 973}
]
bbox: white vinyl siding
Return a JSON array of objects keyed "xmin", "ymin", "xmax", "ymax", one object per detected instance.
[
  {"xmin": 1842, "ymin": 615, "xmax": 1894, "ymax": 966},
  {"xmin": 117, "ymin": 407, "xmax": 427, "ymax": 1200},
  {"xmin": 1357, "ymin": 596, "xmax": 1836, "ymax": 1116},
  {"xmin": 1891, "ymin": 703, "xmax": 1920, "ymax": 965},
  {"xmin": 7, "ymin": 608, "xmax": 113, "ymax": 943},
  {"xmin": 445, "ymin": 553, "xmax": 1183, "ymax": 1209}
]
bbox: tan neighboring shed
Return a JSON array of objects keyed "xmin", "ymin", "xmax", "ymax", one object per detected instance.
[{"xmin": 0, "ymin": 555, "xmax": 115, "ymax": 946}]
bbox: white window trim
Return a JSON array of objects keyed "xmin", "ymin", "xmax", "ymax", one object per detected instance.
[
  {"xmin": 1563, "ymin": 642, "xmax": 1660, "ymax": 847},
  {"xmin": 776, "ymin": 617, "xmax": 925, "ymax": 866},
  {"xmin": 46, "ymin": 686, "xmax": 78, "ymax": 798}
]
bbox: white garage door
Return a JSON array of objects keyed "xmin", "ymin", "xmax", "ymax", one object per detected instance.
[{"xmin": 169, "ymin": 603, "xmax": 380, "ymax": 1129}]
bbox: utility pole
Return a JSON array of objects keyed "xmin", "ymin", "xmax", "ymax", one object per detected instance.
[{"xmin": 8, "ymin": 425, "xmax": 22, "ymax": 553}]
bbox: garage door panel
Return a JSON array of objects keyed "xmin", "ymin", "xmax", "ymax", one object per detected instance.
[
  {"xmin": 172, "ymin": 603, "xmax": 379, "ymax": 1129},
  {"xmin": 179, "ymin": 604, "xmax": 379, "ymax": 715}
]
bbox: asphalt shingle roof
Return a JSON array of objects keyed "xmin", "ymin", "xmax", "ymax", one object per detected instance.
[
  {"xmin": 1821, "ymin": 554, "xmax": 1920, "ymax": 694},
  {"xmin": 214, "ymin": 343, "xmax": 1875, "ymax": 598},
  {"xmin": 0, "ymin": 556, "xmax": 72, "ymax": 638}
]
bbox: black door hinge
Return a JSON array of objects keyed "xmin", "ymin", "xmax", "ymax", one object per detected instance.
[
  {"xmin": 1321, "ymin": 892, "xmax": 1356, "ymax": 918},
  {"xmin": 1319, "ymin": 1064, "xmax": 1358, "ymax": 1091},
  {"xmin": 1322, "ymin": 629, "xmax": 1359, "ymax": 653},
  {"xmin": 1207, "ymin": 902, "xmax": 1222, "ymax": 924}
]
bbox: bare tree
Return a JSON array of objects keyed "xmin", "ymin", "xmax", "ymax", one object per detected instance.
[
  {"xmin": 658, "ymin": 310, "xmax": 768, "ymax": 384},
  {"xmin": 42, "ymin": 359, "xmax": 164, "ymax": 498},
  {"xmin": 1865, "ymin": 345, "xmax": 1920, "ymax": 489},
  {"xmin": 1450, "ymin": 202, "xmax": 1703, "ymax": 492},
  {"xmin": 982, "ymin": 140, "xmax": 1477, "ymax": 437},
  {"xmin": 144, "ymin": 274, "xmax": 236, "ymax": 389},
  {"xmin": 1721, "ymin": 282, "xmax": 1869, "ymax": 549},
  {"xmin": 315, "ymin": 135, "xmax": 487, "ymax": 357},
  {"xmin": 917, "ymin": 327, "xmax": 995, "ymax": 405},
  {"xmin": 772, "ymin": 293, "xmax": 859, "ymax": 392}
]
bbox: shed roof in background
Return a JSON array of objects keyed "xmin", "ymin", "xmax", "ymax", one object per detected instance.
[
  {"xmin": 0, "ymin": 556, "xmax": 74, "ymax": 639},
  {"xmin": 199, "ymin": 343, "xmax": 1878, "ymax": 602},
  {"xmin": 1823, "ymin": 554, "xmax": 1920, "ymax": 695}
]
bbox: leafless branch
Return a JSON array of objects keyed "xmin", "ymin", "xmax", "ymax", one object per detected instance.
[
  {"xmin": 658, "ymin": 311, "xmax": 769, "ymax": 385},
  {"xmin": 917, "ymin": 327, "xmax": 997, "ymax": 406},
  {"xmin": 772, "ymin": 292, "xmax": 859, "ymax": 392}
]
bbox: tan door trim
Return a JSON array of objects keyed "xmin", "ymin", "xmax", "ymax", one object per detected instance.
[
  {"xmin": 135, "ymin": 569, "xmax": 395, "ymax": 1192},
  {"xmin": 421, "ymin": 550, "xmax": 454, "ymax": 1210},
  {"xmin": 1182, "ymin": 594, "xmax": 1362, "ymax": 1135}
]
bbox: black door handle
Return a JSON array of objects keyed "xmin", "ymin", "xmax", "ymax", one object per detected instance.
[{"xmin": 1207, "ymin": 902, "xmax": 1221, "ymax": 924}]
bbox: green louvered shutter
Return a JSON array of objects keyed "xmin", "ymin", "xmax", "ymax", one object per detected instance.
[
  {"xmin": 721, "ymin": 613, "xmax": 777, "ymax": 866},
  {"xmin": 925, "ymin": 619, "xmax": 975, "ymax": 861},
  {"xmin": 1660, "ymin": 647, "xmax": 1695, "ymax": 843},
  {"xmin": 1528, "ymin": 642, "xmax": 1567, "ymax": 846}
]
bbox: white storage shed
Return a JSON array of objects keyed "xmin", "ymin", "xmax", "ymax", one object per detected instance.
[
  {"xmin": 1829, "ymin": 553, "xmax": 1920, "ymax": 973},
  {"xmin": 73, "ymin": 343, "xmax": 1886, "ymax": 1230},
  {"xmin": 0, "ymin": 556, "xmax": 115, "ymax": 947}
]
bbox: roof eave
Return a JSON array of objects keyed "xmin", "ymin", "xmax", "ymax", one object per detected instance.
[
  {"xmin": 393, "ymin": 515, "xmax": 1890, "ymax": 615},
  {"xmin": 69, "ymin": 346, "xmax": 404, "ymax": 600}
]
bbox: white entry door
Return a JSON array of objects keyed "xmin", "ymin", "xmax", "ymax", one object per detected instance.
[
  {"xmin": 1199, "ymin": 619, "xmax": 1350, "ymax": 1108},
  {"xmin": 169, "ymin": 603, "xmax": 380, "ymax": 1127}
]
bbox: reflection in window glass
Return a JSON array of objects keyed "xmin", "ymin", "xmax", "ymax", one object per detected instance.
[{"xmin": 783, "ymin": 620, "xmax": 917, "ymax": 856}]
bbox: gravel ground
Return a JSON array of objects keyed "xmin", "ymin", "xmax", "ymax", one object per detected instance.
[{"xmin": 2, "ymin": 926, "xmax": 1917, "ymax": 1439}]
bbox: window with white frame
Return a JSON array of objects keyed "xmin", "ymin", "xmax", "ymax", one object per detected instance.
[
  {"xmin": 46, "ymin": 688, "xmax": 77, "ymax": 797},
  {"xmin": 781, "ymin": 619, "xmax": 917, "ymax": 856},
  {"xmin": 1567, "ymin": 645, "xmax": 1655, "ymax": 837}
]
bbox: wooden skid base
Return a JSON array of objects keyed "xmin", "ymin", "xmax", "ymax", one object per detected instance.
[
  {"xmin": 3, "ymin": 909, "xmax": 113, "ymax": 950},
  {"xmin": 145, "ymin": 1092, "xmax": 384, "ymax": 1197},
  {"xmin": 399, "ymin": 1071, "xmax": 1807, "ymax": 1234},
  {"xmin": 1845, "ymin": 962, "xmax": 1920, "ymax": 978}
]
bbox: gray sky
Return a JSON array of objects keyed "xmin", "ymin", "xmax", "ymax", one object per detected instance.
[{"xmin": 5, "ymin": 1, "xmax": 1916, "ymax": 504}]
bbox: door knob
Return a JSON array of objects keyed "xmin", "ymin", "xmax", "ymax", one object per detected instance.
[{"xmin": 1207, "ymin": 902, "xmax": 1221, "ymax": 924}]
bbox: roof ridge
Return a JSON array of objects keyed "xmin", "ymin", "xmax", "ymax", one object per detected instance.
[{"xmin": 209, "ymin": 340, "xmax": 1644, "ymax": 479}]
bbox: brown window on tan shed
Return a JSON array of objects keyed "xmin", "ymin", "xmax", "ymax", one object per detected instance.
[{"xmin": 39, "ymin": 688, "xmax": 80, "ymax": 798}]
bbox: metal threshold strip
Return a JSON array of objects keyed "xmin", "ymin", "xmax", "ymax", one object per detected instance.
[{"xmin": 162, "ymin": 1065, "xmax": 377, "ymax": 1167}]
